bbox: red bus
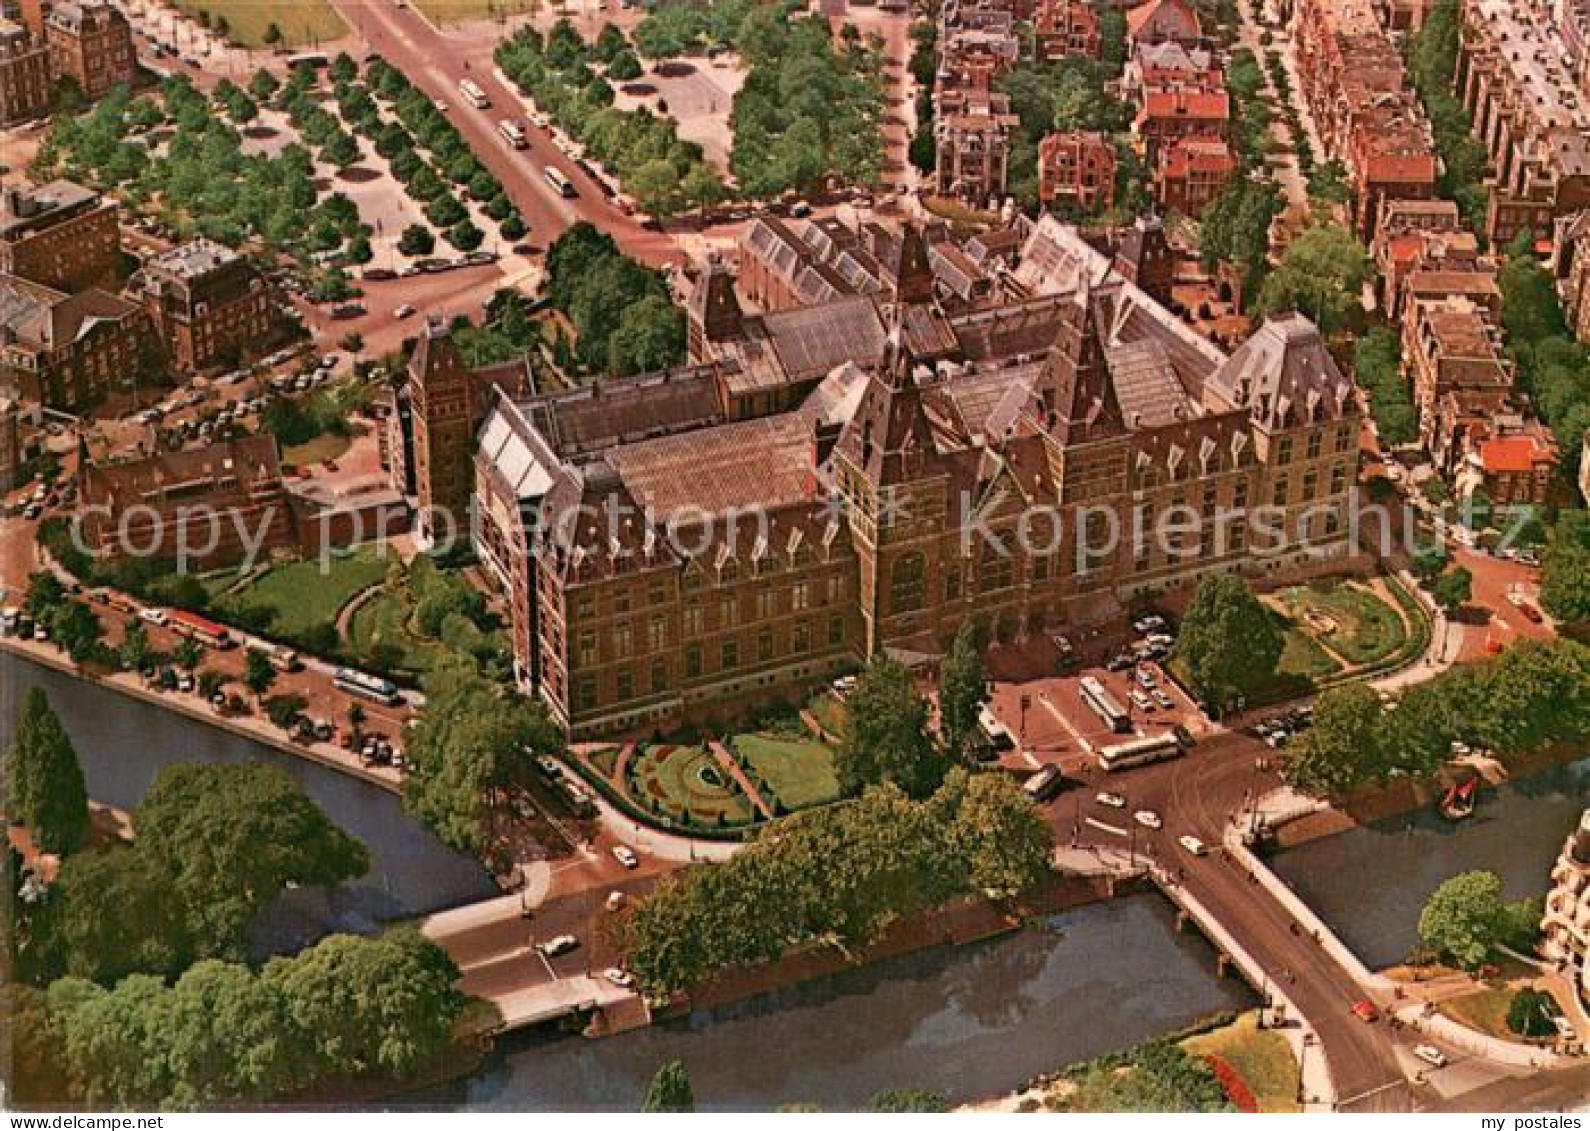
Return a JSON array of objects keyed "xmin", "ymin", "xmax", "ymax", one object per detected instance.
[{"xmin": 168, "ymin": 609, "xmax": 234, "ymax": 649}]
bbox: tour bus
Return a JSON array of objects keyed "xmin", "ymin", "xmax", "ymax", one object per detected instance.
[
  {"xmin": 168, "ymin": 609, "xmax": 234, "ymax": 650},
  {"xmin": 1079, "ymin": 675, "xmax": 1132, "ymax": 734},
  {"xmin": 459, "ymin": 78, "xmax": 490, "ymax": 109},
  {"xmin": 1097, "ymin": 733, "xmax": 1184, "ymax": 773},
  {"xmin": 334, "ymin": 666, "xmax": 402, "ymax": 706},
  {"xmin": 1022, "ymin": 764, "xmax": 1066, "ymax": 802},
  {"xmin": 976, "ymin": 702, "xmax": 1015, "ymax": 751},
  {"xmin": 287, "ymin": 52, "xmax": 328, "ymax": 69},
  {"xmin": 544, "ymin": 165, "xmax": 577, "ymax": 198},
  {"xmin": 498, "ymin": 119, "xmax": 528, "ymax": 149}
]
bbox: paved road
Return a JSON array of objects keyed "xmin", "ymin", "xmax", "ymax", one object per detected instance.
[
  {"xmin": 1059, "ymin": 729, "xmax": 1413, "ymax": 1109},
  {"xmin": 330, "ymin": 0, "xmax": 683, "ymax": 267}
]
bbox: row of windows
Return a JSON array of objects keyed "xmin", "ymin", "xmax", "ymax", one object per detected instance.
[{"xmin": 572, "ymin": 616, "xmax": 848, "ymax": 711}]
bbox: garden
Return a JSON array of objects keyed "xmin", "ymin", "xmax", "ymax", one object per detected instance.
[
  {"xmin": 1269, "ymin": 579, "xmax": 1409, "ymax": 670},
  {"xmin": 625, "ymin": 743, "xmax": 757, "ymax": 829},
  {"xmin": 211, "ymin": 545, "xmax": 389, "ymax": 639}
]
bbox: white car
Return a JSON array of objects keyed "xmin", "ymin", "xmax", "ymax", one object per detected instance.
[
  {"xmin": 1177, "ymin": 835, "xmax": 1207, "ymax": 856},
  {"xmin": 138, "ymin": 607, "xmax": 168, "ymax": 627},
  {"xmin": 603, "ymin": 967, "xmax": 634, "ymax": 988},
  {"xmin": 394, "ymin": 303, "xmax": 416, "ymax": 318},
  {"xmin": 604, "ymin": 890, "xmax": 626, "ymax": 912},
  {"xmin": 1095, "ymin": 791, "xmax": 1126, "ymax": 809},
  {"xmin": 1134, "ymin": 810, "xmax": 1163, "ymax": 830},
  {"xmin": 1412, "ymin": 1044, "xmax": 1447, "ymax": 1069},
  {"xmin": 536, "ymin": 934, "xmax": 579, "ymax": 957},
  {"xmin": 612, "ymin": 845, "xmax": 639, "ymax": 869},
  {"xmin": 1130, "ymin": 689, "xmax": 1155, "ymax": 712},
  {"xmin": 1151, "ymin": 689, "xmax": 1175, "ymax": 710}
]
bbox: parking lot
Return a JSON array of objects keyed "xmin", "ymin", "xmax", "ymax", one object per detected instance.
[{"xmin": 981, "ymin": 613, "xmax": 1213, "ymax": 783}]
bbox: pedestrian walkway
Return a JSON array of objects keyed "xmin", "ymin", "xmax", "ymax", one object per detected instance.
[{"xmin": 708, "ymin": 739, "xmax": 775, "ymax": 820}]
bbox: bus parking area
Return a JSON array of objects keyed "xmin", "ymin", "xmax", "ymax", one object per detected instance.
[{"xmin": 977, "ymin": 616, "xmax": 1214, "ymax": 789}]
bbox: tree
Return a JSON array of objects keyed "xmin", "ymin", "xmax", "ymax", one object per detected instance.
[
  {"xmin": 43, "ymin": 846, "xmax": 192, "ymax": 984},
  {"xmin": 339, "ymin": 331, "xmax": 365, "ymax": 354},
  {"xmin": 248, "ymin": 69, "xmax": 280, "ymax": 102},
  {"xmin": 1430, "ymin": 566, "xmax": 1473, "ymax": 614},
  {"xmin": 1172, "ymin": 574, "xmax": 1283, "ymax": 713},
  {"xmin": 398, "ymin": 223, "xmax": 435, "ymax": 257},
  {"xmin": 6, "ymin": 688, "xmax": 90, "ymax": 855},
  {"xmin": 1507, "ymin": 988, "xmax": 1560, "ymax": 1038},
  {"xmin": 323, "ymin": 131, "xmax": 361, "ymax": 169},
  {"xmin": 1541, "ymin": 512, "xmax": 1590, "ymax": 625},
  {"xmin": 1281, "ymin": 683, "xmax": 1386, "ymax": 797},
  {"xmin": 641, "ymin": 1059, "xmax": 694, "ymax": 1112},
  {"xmin": 404, "ymin": 666, "xmax": 562, "ymax": 854},
  {"xmin": 1419, "ymin": 870, "xmax": 1506, "ymax": 970},
  {"xmin": 134, "ymin": 762, "xmax": 369, "ymax": 960},
  {"xmin": 264, "ymin": 693, "xmax": 307, "ymax": 731},
  {"xmin": 939, "ymin": 621, "xmax": 985, "ymax": 758},
  {"xmin": 118, "ymin": 621, "xmax": 151, "ymax": 672},
  {"xmin": 865, "ymin": 1089, "xmax": 949, "ymax": 1112},
  {"xmin": 24, "ymin": 570, "xmax": 66, "ymax": 620},
  {"xmin": 175, "ymin": 636, "xmax": 204, "ymax": 672},
  {"xmin": 262, "ymin": 22, "xmax": 283, "ymax": 48},
  {"xmin": 243, "ymin": 647, "xmax": 277, "ymax": 699},
  {"xmin": 941, "ymin": 769, "xmax": 1053, "ymax": 900},
  {"xmin": 1257, "ymin": 224, "xmax": 1370, "ymax": 335},
  {"xmin": 838, "ymin": 656, "xmax": 943, "ymax": 799},
  {"xmin": 445, "ymin": 219, "xmax": 484, "ymax": 252},
  {"xmin": 52, "ymin": 602, "xmax": 104, "ymax": 665}
]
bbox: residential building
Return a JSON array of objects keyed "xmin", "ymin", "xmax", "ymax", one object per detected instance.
[
  {"xmin": 0, "ymin": 273, "xmax": 159, "ymax": 411},
  {"xmin": 0, "ymin": 393, "xmax": 43, "ymax": 489},
  {"xmin": 128, "ymin": 239, "xmax": 277, "ymax": 375},
  {"xmin": 1542, "ymin": 809, "xmax": 1590, "ymax": 1012},
  {"xmin": 1371, "ymin": 199, "xmax": 1483, "ymax": 319},
  {"xmin": 471, "ymin": 214, "xmax": 1363, "ymax": 738},
  {"xmin": 1133, "ymin": 84, "xmax": 1229, "ymax": 160},
  {"xmin": 1038, "ymin": 130, "xmax": 1117, "ymax": 211},
  {"xmin": 1553, "ymin": 209, "xmax": 1590, "ymax": 342},
  {"xmin": 44, "ymin": 0, "xmax": 132, "ymax": 99},
  {"xmin": 0, "ymin": 179, "xmax": 119, "ymax": 293},
  {"xmin": 1034, "ymin": 0, "xmax": 1100, "ymax": 59},
  {"xmin": 1292, "ymin": 0, "xmax": 1438, "ymax": 238},
  {"xmin": 1125, "ymin": 0, "xmax": 1202, "ymax": 48},
  {"xmin": 78, "ymin": 436, "xmax": 298, "ymax": 570},
  {"xmin": 934, "ymin": 87, "xmax": 1020, "ymax": 203},
  {"xmin": 1122, "ymin": 39, "xmax": 1222, "ymax": 104},
  {"xmin": 1455, "ymin": 0, "xmax": 1590, "ymax": 246},
  {"xmin": 1154, "ymin": 134, "xmax": 1235, "ymax": 217},
  {"xmin": 1467, "ymin": 424, "xmax": 1558, "ymax": 505},
  {"xmin": 0, "ymin": 18, "xmax": 52, "ymax": 126},
  {"xmin": 1402, "ymin": 293, "xmax": 1512, "ymax": 465}
]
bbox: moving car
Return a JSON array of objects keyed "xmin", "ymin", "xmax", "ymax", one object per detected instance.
[
  {"xmin": 1177, "ymin": 835, "xmax": 1207, "ymax": 856},
  {"xmin": 1095, "ymin": 792, "xmax": 1126, "ymax": 809},
  {"xmin": 1351, "ymin": 1000, "xmax": 1380, "ymax": 1023},
  {"xmin": 393, "ymin": 304, "xmax": 415, "ymax": 318},
  {"xmin": 603, "ymin": 968, "xmax": 634, "ymax": 988},
  {"xmin": 605, "ymin": 891, "xmax": 626, "ymax": 912},
  {"xmin": 1133, "ymin": 810, "xmax": 1162, "ymax": 830},
  {"xmin": 536, "ymin": 934, "xmax": 579, "ymax": 957},
  {"xmin": 1151, "ymin": 689, "xmax": 1175, "ymax": 710},
  {"xmin": 612, "ymin": 845, "xmax": 639, "ymax": 869}
]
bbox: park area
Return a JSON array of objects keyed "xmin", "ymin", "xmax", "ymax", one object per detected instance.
[
  {"xmin": 412, "ymin": 0, "xmax": 537, "ymax": 25},
  {"xmin": 211, "ymin": 546, "xmax": 390, "ymax": 638},
  {"xmin": 171, "ymin": 0, "xmax": 347, "ymax": 47},
  {"xmin": 1263, "ymin": 576, "xmax": 1425, "ymax": 689},
  {"xmin": 626, "ymin": 743, "xmax": 757, "ymax": 829}
]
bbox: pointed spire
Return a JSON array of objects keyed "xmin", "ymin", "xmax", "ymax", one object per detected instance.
[{"xmin": 894, "ymin": 222, "xmax": 935, "ymax": 306}]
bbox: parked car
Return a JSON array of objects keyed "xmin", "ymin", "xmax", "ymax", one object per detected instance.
[
  {"xmin": 605, "ymin": 891, "xmax": 626, "ymax": 912},
  {"xmin": 393, "ymin": 303, "xmax": 416, "ymax": 318},
  {"xmin": 1412, "ymin": 1044, "xmax": 1447, "ymax": 1068},
  {"xmin": 612, "ymin": 845, "xmax": 639, "ymax": 869},
  {"xmin": 1351, "ymin": 1000, "xmax": 1380, "ymax": 1023},
  {"xmin": 1135, "ymin": 668, "xmax": 1157, "ymax": 689},
  {"xmin": 603, "ymin": 967, "xmax": 634, "ymax": 988},
  {"xmin": 536, "ymin": 934, "xmax": 579, "ymax": 957},
  {"xmin": 1095, "ymin": 791, "xmax": 1126, "ymax": 809},
  {"xmin": 1151, "ymin": 689, "xmax": 1175, "ymax": 710},
  {"xmin": 1133, "ymin": 810, "xmax": 1162, "ymax": 830},
  {"xmin": 1177, "ymin": 835, "xmax": 1207, "ymax": 856},
  {"xmin": 1132, "ymin": 614, "xmax": 1167, "ymax": 634},
  {"xmin": 1130, "ymin": 689, "xmax": 1155, "ymax": 712}
]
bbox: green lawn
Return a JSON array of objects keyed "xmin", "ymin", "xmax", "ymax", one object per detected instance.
[
  {"xmin": 214, "ymin": 547, "xmax": 388, "ymax": 636},
  {"xmin": 174, "ymin": 0, "xmax": 348, "ymax": 47},
  {"xmin": 627, "ymin": 744, "xmax": 754, "ymax": 828},
  {"xmin": 281, "ymin": 431, "xmax": 352, "ymax": 467},
  {"xmin": 734, "ymin": 733, "xmax": 841, "ymax": 811},
  {"xmin": 587, "ymin": 745, "xmax": 621, "ymax": 780},
  {"xmin": 346, "ymin": 585, "xmax": 446, "ymax": 676},
  {"xmin": 1441, "ymin": 986, "xmax": 1522, "ymax": 1040},
  {"xmin": 806, "ymin": 692, "xmax": 848, "ymax": 740},
  {"xmin": 1277, "ymin": 625, "xmax": 1344, "ymax": 680},
  {"xmin": 1183, "ymin": 1012, "xmax": 1301, "ymax": 1114},
  {"xmin": 1276, "ymin": 582, "xmax": 1407, "ymax": 667},
  {"xmin": 411, "ymin": 0, "xmax": 536, "ymax": 25}
]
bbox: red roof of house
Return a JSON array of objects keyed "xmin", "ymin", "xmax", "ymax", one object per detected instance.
[
  {"xmin": 1159, "ymin": 136, "xmax": 1236, "ymax": 176},
  {"xmin": 1141, "ymin": 89, "xmax": 1229, "ymax": 123},
  {"xmin": 1127, "ymin": 0, "xmax": 1201, "ymax": 41},
  {"xmin": 1480, "ymin": 435, "xmax": 1555, "ymax": 473}
]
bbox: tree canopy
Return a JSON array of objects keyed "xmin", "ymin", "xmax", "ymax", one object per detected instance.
[
  {"xmin": 1172, "ymin": 574, "xmax": 1283, "ymax": 713},
  {"xmin": 543, "ymin": 222, "xmax": 685, "ymax": 377},
  {"xmin": 1418, "ymin": 870, "xmax": 1508, "ymax": 970},
  {"xmin": 1257, "ymin": 224, "xmax": 1370, "ymax": 335},
  {"xmin": 837, "ymin": 655, "xmax": 944, "ymax": 798},
  {"xmin": 641, "ymin": 1060, "xmax": 695, "ymax": 1112},
  {"xmin": 939, "ymin": 621, "xmax": 986, "ymax": 759},
  {"xmin": 7, "ymin": 687, "xmax": 90, "ymax": 855}
]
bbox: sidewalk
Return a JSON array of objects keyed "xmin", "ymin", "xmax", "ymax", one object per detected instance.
[{"xmin": 553, "ymin": 753, "xmax": 741, "ymax": 865}]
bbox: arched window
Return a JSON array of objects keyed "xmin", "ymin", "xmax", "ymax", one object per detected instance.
[{"xmin": 889, "ymin": 551, "xmax": 926, "ymax": 613}]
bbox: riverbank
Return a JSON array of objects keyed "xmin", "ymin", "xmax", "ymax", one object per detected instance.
[{"xmin": 1, "ymin": 636, "xmax": 401, "ymax": 795}]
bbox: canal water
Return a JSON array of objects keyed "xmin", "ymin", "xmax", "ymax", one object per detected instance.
[
  {"xmin": 415, "ymin": 895, "xmax": 1256, "ymax": 1112},
  {"xmin": 1269, "ymin": 757, "xmax": 1590, "ymax": 969},
  {"xmin": 1, "ymin": 654, "xmax": 497, "ymax": 953}
]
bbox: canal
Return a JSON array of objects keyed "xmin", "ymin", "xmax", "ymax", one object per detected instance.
[
  {"xmin": 1269, "ymin": 758, "xmax": 1590, "ymax": 969},
  {"xmin": 415, "ymin": 895, "xmax": 1256, "ymax": 1112},
  {"xmin": 1, "ymin": 654, "xmax": 497, "ymax": 952}
]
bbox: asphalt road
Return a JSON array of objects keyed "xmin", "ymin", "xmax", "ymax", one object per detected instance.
[{"xmin": 329, "ymin": 0, "xmax": 684, "ymax": 267}]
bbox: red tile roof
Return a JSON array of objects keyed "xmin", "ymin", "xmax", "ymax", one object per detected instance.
[{"xmin": 1480, "ymin": 435, "xmax": 1554, "ymax": 473}]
